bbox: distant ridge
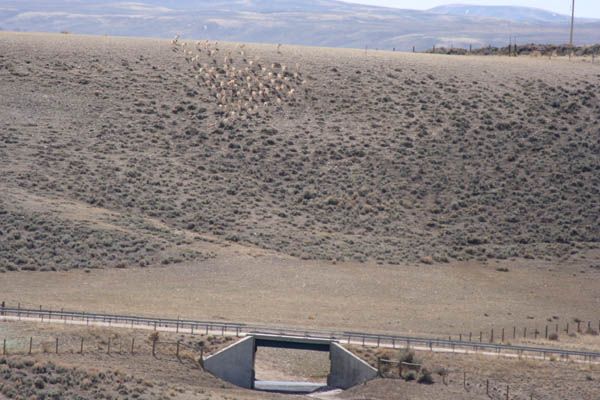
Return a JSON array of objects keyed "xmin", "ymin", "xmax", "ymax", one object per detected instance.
[
  {"xmin": 1, "ymin": 1, "xmax": 599, "ymax": 50},
  {"xmin": 427, "ymin": 4, "xmax": 576, "ymax": 23}
]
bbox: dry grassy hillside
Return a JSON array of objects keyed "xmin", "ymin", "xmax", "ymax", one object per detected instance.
[{"xmin": 0, "ymin": 32, "xmax": 599, "ymax": 271}]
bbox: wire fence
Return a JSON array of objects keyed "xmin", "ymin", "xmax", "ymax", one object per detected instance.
[
  {"xmin": 376, "ymin": 357, "xmax": 595, "ymax": 400},
  {"xmin": 1, "ymin": 303, "xmax": 599, "ymax": 364},
  {"xmin": 0, "ymin": 332, "xmax": 203, "ymax": 369}
]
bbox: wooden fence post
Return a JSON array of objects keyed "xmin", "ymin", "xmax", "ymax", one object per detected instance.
[
  {"xmin": 131, "ymin": 338, "xmax": 135, "ymax": 355},
  {"xmin": 29, "ymin": 337, "xmax": 32, "ymax": 355},
  {"xmin": 80, "ymin": 337, "xmax": 84, "ymax": 354},
  {"xmin": 545, "ymin": 325, "xmax": 548, "ymax": 339},
  {"xmin": 513, "ymin": 326, "xmax": 516, "ymax": 339},
  {"xmin": 486, "ymin": 379, "xmax": 489, "ymax": 396},
  {"xmin": 152, "ymin": 338, "xmax": 157, "ymax": 357},
  {"xmin": 176, "ymin": 340, "xmax": 180, "ymax": 360},
  {"xmin": 502, "ymin": 328, "xmax": 505, "ymax": 342},
  {"xmin": 3, "ymin": 338, "xmax": 6, "ymax": 355},
  {"xmin": 55, "ymin": 338, "xmax": 58, "ymax": 354},
  {"xmin": 107, "ymin": 337, "xmax": 111, "ymax": 355},
  {"xmin": 490, "ymin": 329, "xmax": 494, "ymax": 343},
  {"xmin": 506, "ymin": 384, "xmax": 509, "ymax": 400}
]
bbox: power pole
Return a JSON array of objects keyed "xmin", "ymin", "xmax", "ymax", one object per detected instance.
[{"xmin": 569, "ymin": 0, "xmax": 575, "ymax": 57}]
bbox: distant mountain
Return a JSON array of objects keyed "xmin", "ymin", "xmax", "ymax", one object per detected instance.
[
  {"xmin": 428, "ymin": 4, "xmax": 576, "ymax": 23},
  {"xmin": 1, "ymin": 1, "xmax": 599, "ymax": 50}
]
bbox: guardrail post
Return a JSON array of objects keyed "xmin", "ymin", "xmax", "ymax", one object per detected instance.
[
  {"xmin": 347, "ymin": 335, "xmax": 350, "ymax": 345},
  {"xmin": 377, "ymin": 336, "xmax": 380, "ymax": 347},
  {"xmin": 236, "ymin": 327, "xmax": 239, "ymax": 337},
  {"xmin": 17, "ymin": 303, "xmax": 20, "ymax": 320},
  {"xmin": 479, "ymin": 332, "xmax": 482, "ymax": 342},
  {"xmin": 501, "ymin": 328, "xmax": 505, "ymax": 343},
  {"xmin": 392, "ymin": 338, "xmax": 395, "ymax": 348},
  {"xmin": 206, "ymin": 325, "xmax": 209, "ymax": 335},
  {"xmin": 176, "ymin": 318, "xmax": 179, "ymax": 333},
  {"xmin": 469, "ymin": 332, "xmax": 472, "ymax": 342}
]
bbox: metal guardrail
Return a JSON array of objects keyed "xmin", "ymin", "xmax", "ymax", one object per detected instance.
[{"xmin": 1, "ymin": 306, "xmax": 598, "ymax": 362}]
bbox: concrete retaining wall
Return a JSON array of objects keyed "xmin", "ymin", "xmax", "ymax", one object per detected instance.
[
  {"xmin": 328, "ymin": 342, "xmax": 378, "ymax": 389},
  {"xmin": 204, "ymin": 336, "xmax": 255, "ymax": 389}
]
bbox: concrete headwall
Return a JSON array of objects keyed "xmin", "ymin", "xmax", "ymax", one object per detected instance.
[
  {"xmin": 328, "ymin": 342, "xmax": 378, "ymax": 389},
  {"xmin": 204, "ymin": 336, "xmax": 255, "ymax": 389}
]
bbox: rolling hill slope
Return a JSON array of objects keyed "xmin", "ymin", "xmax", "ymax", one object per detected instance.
[{"xmin": 0, "ymin": 32, "xmax": 598, "ymax": 271}]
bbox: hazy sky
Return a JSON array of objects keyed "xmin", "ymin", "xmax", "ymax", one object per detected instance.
[{"xmin": 344, "ymin": 1, "xmax": 600, "ymax": 18}]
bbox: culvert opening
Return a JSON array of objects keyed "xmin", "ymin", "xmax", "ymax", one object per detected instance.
[
  {"xmin": 203, "ymin": 334, "xmax": 377, "ymax": 392},
  {"xmin": 253, "ymin": 346, "xmax": 330, "ymax": 394}
]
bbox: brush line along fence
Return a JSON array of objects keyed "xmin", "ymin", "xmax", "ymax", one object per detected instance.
[{"xmin": 1, "ymin": 304, "xmax": 598, "ymax": 363}]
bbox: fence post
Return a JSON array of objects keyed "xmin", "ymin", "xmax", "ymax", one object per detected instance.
[
  {"xmin": 506, "ymin": 384, "xmax": 509, "ymax": 400},
  {"xmin": 545, "ymin": 325, "xmax": 548, "ymax": 339},
  {"xmin": 463, "ymin": 371, "xmax": 466, "ymax": 389},
  {"xmin": 479, "ymin": 332, "xmax": 482, "ymax": 343},
  {"xmin": 524, "ymin": 327, "xmax": 527, "ymax": 338},
  {"xmin": 566, "ymin": 323, "xmax": 569, "ymax": 334},
  {"xmin": 152, "ymin": 338, "xmax": 157, "ymax": 357},
  {"xmin": 486, "ymin": 379, "xmax": 489, "ymax": 396},
  {"xmin": 2, "ymin": 338, "xmax": 5, "ymax": 355},
  {"xmin": 107, "ymin": 337, "xmax": 111, "ymax": 355},
  {"xmin": 176, "ymin": 317, "xmax": 180, "ymax": 333},
  {"xmin": 80, "ymin": 337, "xmax": 84, "ymax": 354},
  {"xmin": 29, "ymin": 337, "xmax": 33, "ymax": 355},
  {"xmin": 502, "ymin": 328, "xmax": 505, "ymax": 343},
  {"xmin": 131, "ymin": 338, "xmax": 135, "ymax": 354},
  {"xmin": 490, "ymin": 329, "xmax": 494, "ymax": 343},
  {"xmin": 55, "ymin": 338, "xmax": 58, "ymax": 354},
  {"xmin": 376, "ymin": 357, "xmax": 381, "ymax": 377},
  {"xmin": 513, "ymin": 326, "xmax": 516, "ymax": 339},
  {"xmin": 469, "ymin": 332, "xmax": 472, "ymax": 342},
  {"xmin": 176, "ymin": 340, "xmax": 180, "ymax": 360}
]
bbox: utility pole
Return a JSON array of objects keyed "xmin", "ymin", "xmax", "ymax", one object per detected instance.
[{"xmin": 569, "ymin": 0, "xmax": 575, "ymax": 58}]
